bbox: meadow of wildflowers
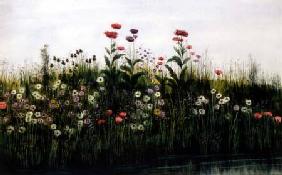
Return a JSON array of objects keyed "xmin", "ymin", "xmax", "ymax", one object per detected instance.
[{"xmin": 1, "ymin": 23, "xmax": 282, "ymax": 169}]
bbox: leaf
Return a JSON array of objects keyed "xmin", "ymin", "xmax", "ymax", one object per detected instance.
[
  {"xmin": 104, "ymin": 56, "xmax": 111, "ymax": 68},
  {"xmin": 173, "ymin": 46, "xmax": 181, "ymax": 57},
  {"xmin": 165, "ymin": 64, "xmax": 178, "ymax": 80},
  {"xmin": 132, "ymin": 59, "xmax": 143, "ymax": 66},
  {"xmin": 167, "ymin": 56, "xmax": 183, "ymax": 68},
  {"xmin": 183, "ymin": 57, "xmax": 190, "ymax": 65},
  {"xmin": 105, "ymin": 47, "xmax": 111, "ymax": 55},
  {"xmin": 120, "ymin": 65, "xmax": 132, "ymax": 74},
  {"xmin": 131, "ymin": 72, "xmax": 145, "ymax": 85},
  {"xmin": 180, "ymin": 65, "xmax": 188, "ymax": 82}
]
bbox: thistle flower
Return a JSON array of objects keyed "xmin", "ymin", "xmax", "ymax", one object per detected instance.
[
  {"xmin": 134, "ymin": 91, "xmax": 141, "ymax": 98},
  {"xmin": 54, "ymin": 130, "xmax": 62, "ymax": 137},
  {"xmin": 96, "ymin": 76, "xmax": 104, "ymax": 83},
  {"xmin": 246, "ymin": 99, "xmax": 252, "ymax": 106}
]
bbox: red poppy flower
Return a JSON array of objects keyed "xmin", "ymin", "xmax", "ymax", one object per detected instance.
[
  {"xmin": 126, "ymin": 36, "xmax": 135, "ymax": 42},
  {"xmin": 254, "ymin": 112, "xmax": 262, "ymax": 120},
  {"xmin": 158, "ymin": 57, "xmax": 164, "ymax": 61},
  {"xmin": 186, "ymin": 45, "xmax": 192, "ymax": 50},
  {"xmin": 115, "ymin": 116, "xmax": 123, "ymax": 124},
  {"xmin": 174, "ymin": 29, "xmax": 188, "ymax": 37},
  {"xmin": 157, "ymin": 61, "xmax": 163, "ymax": 65},
  {"xmin": 97, "ymin": 119, "xmax": 106, "ymax": 125},
  {"xmin": 104, "ymin": 31, "xmax": 118, "ymax": 39},
  {"xmin": 117, "ymin": 46, "xmax": 125, "ymax": 51},
  {"xmin": 111, "ymin": 23, "xmax": 121, "ymax": 29},
  {"xmin": 172, "ymin": 37, "xmax": 183, "ymax": 42},
  {"xmin": 130, "ymin": 29, "xmax": 138, "ymax": 34},
  {"xmin": 274, "ymin": 116, "xmax": 282, "ymax": 124},
  {"xmin": 105, "ymin": 109, "xmax": 113, "ymax": 116},
  {"xmin": 263, "ymin": 111, "xmax": 273, "ymax": 117},
  {"xmin": 119, "ymin": 112, "xmax": 127, "ymax": 118},
  {"xmin": 0, "ymin": 102, "xmax": 7, "ymax": 110},
  {"xmin": 214, "ymin": 68, "xmax": 223, "ymax": 76}
]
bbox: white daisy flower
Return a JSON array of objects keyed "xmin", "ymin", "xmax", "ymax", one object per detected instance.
[
  {"xmin": 192, "ymin": 108, "xmax": 198, "ymax": 115},
  {"xmin": 214, "ymin": 104, "xmax": 220, "ymax": 110},
  {"xmin": 25, "ymin": 115, "xmax": 32, "ymax": 123},
  {"xmin": 130, "ymin": 123, "xmax": 137, "ymax": 131},
  {"xmin": 147, "ymin": 104, "xmax": 153, "ymax": 110},
  {"xmin": 50, "ymin": 124, "xmax": 57, "ymax": 130},
  {"xmin": 77, "ymin": 120, "xmax": 84, "ymax": 128},
  {"xmin": 35, "ymin": 84, "xmax": 42, "ymax": 90},
  {"xmin": 35, "ymin": 112, "xmax": 41, "ymax": 118},
  {"xmin": 6, "ymin": 126, "xmax": 15, "ymax": 134},
  {"xmin": 246, "ymin": 99, "xmax": 252, "ymax": 106},
  {"xmin": 61, "ymin": 84, "xmax": 67, "ymax": 90},
  {"xmin": 134, "ymin": 91, "xmax": 141, "ymax": 98},
  {"xmin": 199, "ymin": 109, "xmax": 206, "ymax": 115},
  {"xmin": 233, "ymin": 105, "xmax": 240, "ymax": 111},
  {"xmin": 223, "ymin": 97, "xmax": 230, "ymax": 103},
  {"xmin": 18, "ymin": 126, "xmax": 26, "ymax": 134},
  {"xmin": 54, "ymin": 130, "xmax": 62, "ymax": 137},
  {"xmin": 154, "ymin": 92, "xmax": 161, "ymax": 98},
  {"xmin": 31, "ymin": 119, "xmax": 38, "ymax": 125},
  {"xmin": 96, "ymin": 76, "xmax": 104, "ymax": 83},
  {"xmin": 11, "ymin": 90, "xmax": 17, "ymax": 95},
  {"xmin": 19, "ymin": 87, "xmax": 25, "ymax": 94},
  {"xmin": 143, "ymin": 95, "xmax": 151, "ymax": 103},
  {"xmin": 16, "ymin": 94, "xmax": 23, "ymax": 100},
  {"xmin": 219, "ymin": 99, "xmax": 225, "ymax": 105},
  {"xmin": 72, "ymin": 90, "xmax": 78, "ymax": 96},
  {"xmin": 195, "ymin": 101, "xmax": 202, "ymax": 106},
  {"xmin": 137, "ymin": 124, "xmax": 145, "ymax": 131},
  {"xmin": 241, "ymin": 107, "xmax": 248, "ymax": 113},
  {"xmin": 88, "ymin": 95, "xmax": 94, "ymax": 102},
  {"xmin": 216, "ymin": 93, "xmax": 222, "ymax": 99},
  {"xmin": 210, "ymin": 89, "xmax": 216, "ymax": 94}
]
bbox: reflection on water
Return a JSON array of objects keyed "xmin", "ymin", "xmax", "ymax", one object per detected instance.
[{"xmin": 2, "ymin": 156, "xmax": 282, "ymax": 175}]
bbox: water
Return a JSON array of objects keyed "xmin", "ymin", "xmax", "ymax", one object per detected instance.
[{"xmin": 2, "ymin": 155, "xmax": 282, "ymax": 175}]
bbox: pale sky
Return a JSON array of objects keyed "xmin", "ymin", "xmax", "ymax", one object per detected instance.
[{"xmin": 0, "ymin": 0, "xmax": 282, "ymax": 74}]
